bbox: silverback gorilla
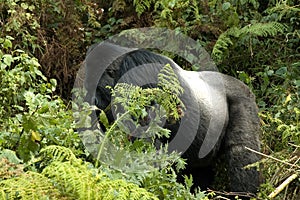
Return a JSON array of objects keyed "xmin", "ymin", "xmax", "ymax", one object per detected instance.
[{"xmin": 84, "ymin": 42, "xmax": 261, "ymax": 196}]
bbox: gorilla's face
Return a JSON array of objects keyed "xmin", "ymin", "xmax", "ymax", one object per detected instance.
[{"xmin": 95, "ymin": 67, "xmax": 120, "ymax": 110}]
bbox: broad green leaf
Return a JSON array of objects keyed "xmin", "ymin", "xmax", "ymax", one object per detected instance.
[
  {"xmin": 3, "ymin": 54, "xmax": 13, "ymax": 66},
  {"xmin": 222, "ymin": 2, "xmax": 231, "ymax": 11},
  {"xmin": 3, "ymin": 39, "xmax": 12, "ymax": 49}
]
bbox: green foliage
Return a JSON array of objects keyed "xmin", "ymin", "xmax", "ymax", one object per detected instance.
[
  {"xmin": 239, "ymin": 22, "xmax": 287, "ymax": 37},
  {"xmin": 112, "ymin": 64, "xmax": 184, "ymax": 123},
  {"xmin": 0, "ymin": 149, "xmax": 22, "ymax": 166},
  {"xmin": 0, "ymin": 36, "xmax": 48, "ymax": 117},
  {"xmin": 133, "ymin": 0, "xmax": 201, "ymax": 32},
  {"xmin": 0, "ymin": 37, "xmax": 83, "ymax": 162},
  {"xmin": 209, "ymin": 6, "xmax": 299, "ymax": 199},
  {"xmin": 140, "ymin": 167, "xmax": 210, "ymax": 200},
  {"xmin": 256, "ymin": 63, "xmax": 300, "ymax": 149},
  {"xmin": 43, "ymin": 161, "xmax": 158, "ymax": 200},
  {"xmin": 133, "ymin": 0, "xmax": 156, "ymax": 17},
  {"xmin": 0, "ymin": 0, "xmax": 103, "ymax": 97},
  {"xmin": 267, "ymin": 1, "xmax": 300, "ymax": 21},
  {"xmin": 0, "ymin": 171, "xmax": 63, "ymax": 199},
  {"xmin": 1, "ymin": 0, "xmax": 299, "ymax": 198},
  {"xmin": 38, "ymin": 145, "xmax": 78, "ymax": 165},
  {"xmin": 0, "ymin": 145, "xmax": 159, "ymax": 200},
  {"xmin": 0, "ymin": 0, "xmax": 101, "ymax": 50},
  {"xmin": 75, "ymin": 64, "xmax": 209, "ymax": 199},
  {"xmin": 212, "ymin": 22, "xmax": 286, "ymax": 63},
  {"xmin": 157, "ymin": 64, "xmax": 185, "ymax": 120},
  {"xmin": 0, "ymin": 0, "xmax": 41, "ymax": 52}
]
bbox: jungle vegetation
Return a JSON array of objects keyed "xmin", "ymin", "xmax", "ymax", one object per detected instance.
[{"xmin": 0, "ymin": 0, "xmax": 299, "ymax": 199}]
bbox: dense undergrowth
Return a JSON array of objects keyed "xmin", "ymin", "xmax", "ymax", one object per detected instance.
[{"xmin": 0, "ymin": 0, "xmax": 299, "ymax": 199}]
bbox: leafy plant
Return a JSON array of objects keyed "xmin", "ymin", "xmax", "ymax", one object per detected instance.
[
  {"xmin": 0, "ymin": 171, "xmax": 64, "ymax": 199},
  {"xmin": 133, "ymin": 0, "xmax": 201, "ymax": 32},
  {"xmin": 0, "ymin": 0, "xmax": 103, "ymax": 98},
  {"xmin": 212, "ymin": 22, "xmax": 286, "ymax": 63},
  {"xmin": 0, "ymin": 36, "xmax": 83, "ymax": 161},
  {"xmin": 1, "ymin": 0, "xmax": 299, "ymax": 199},
  {"xmin": 74, "ymin": 63, "xmax": 210, "ymax": 199},
  {"xmin": 0, "ymin": 145, "xmax": 159, "ymax": 200}
]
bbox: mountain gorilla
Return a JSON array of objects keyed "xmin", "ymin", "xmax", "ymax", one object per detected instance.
[{"xmin": 84, "ymin": 42, "xmax": 261, "ymax": 197}]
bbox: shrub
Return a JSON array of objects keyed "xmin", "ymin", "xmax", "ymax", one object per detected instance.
[{"xmin": 0, "ymin": 36, "xmax": 83, "ymax": 161}]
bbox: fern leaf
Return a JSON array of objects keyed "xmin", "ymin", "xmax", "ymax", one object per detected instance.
[
  {"xmin": 157, "ymin": 64, "xmax": 185, "ymax": 120},
  {"xmin": 0, "ymin": 171, "xmax": 62, "ymax": 199},
  {"xmin": 39, "ymin": 145, "xmax": 77, "ymax": 163},
  {"xmin": 240, "ymin": 22, "xmax": 286, "ymax": 37},
  {"xmin": 212, "ymin": 22, "xmax": 286, "ymax": 63},
  {"xmin": 42, "ymin": 161, "xmax": 100, "ymax": 198},
  {"xmin": 158, "ymin": 64, "xmax": 184, "ymax": 96},
  {"xmin": 212, "ymin": 31, "xmax": 234, "ymax": 63},
  {"xmin": 133, "ymin": 0, "xmax": 155, "ymax": 17},
  {"xmin": 42, "ymin": 160, "xmax": 158, "ymax": 200},
  {"xmin": 97, "ymin": 178, "xmax": 159, "ymax": 200},
  {"xmin": 268, "ymin": 2, "xmax": 300, "ymax": 20}
]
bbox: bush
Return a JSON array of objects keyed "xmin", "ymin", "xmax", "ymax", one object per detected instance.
[
  {"xmin": 0, "ymin": 0, "xmax": 103, "ymax": 98},
  {"xmin": 0, "ymin": 36, "xmax": 83, "ymax": 161}
]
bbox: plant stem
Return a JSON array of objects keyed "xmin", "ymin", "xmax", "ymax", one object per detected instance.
[{"xmin": 95, "ymin": 110, "xmax": 130, "ymax": 168}]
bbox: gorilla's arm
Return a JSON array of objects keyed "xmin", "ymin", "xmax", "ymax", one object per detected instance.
[
  {"xmin": 222, "ymin": 73, "xmax": 261, "ymax": 193},
  {"xmin": 198, "ymin": 71, "xmax": 261, "ymax": 193}
]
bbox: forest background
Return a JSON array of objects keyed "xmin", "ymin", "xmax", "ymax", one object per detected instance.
[{"xmin": 0, "ymin": 0, "xmax": 299, "ymax": 199}]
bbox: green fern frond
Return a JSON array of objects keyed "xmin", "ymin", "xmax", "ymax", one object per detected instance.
[
  {"xmin": 39, "ymin": 145, "xmax": 77, "ymax": 163},
  {"xmin": 158, "ymin": 64, "xmax": 184, "ymax": 96},
  {"xmin": 212, "ymin": 22, "xmax": 286, "ymax": 63},
  {"xmin": 212, "ymin": 31, "xmax": 234, "ymax": 63},
  {"xmin": 157, "ymin": 64, "xmax": 185, "ymax": 120},
  {"xmin": 97, "ymin": 179, "xmax": 159, "ymax": 200},
  {"xmin": 0, "ymin": 171, "xmax": 62, "ymax": 199},
  {"xmin": 268, "ymin": 2, "xmax": 300, "ymax": 20},
  {"xmin": 1, "ymin": 146, "xmax": 158, "ymax": 200},
  {"xmin": 133, "ymin": 0, "xmax": 155, "ymax": 17},
  {"xmin": 112, "ymin": 83, "xmax": 155, "ymax": 119},
  {"xmin": 42, "ymin": 160, "xmax": 100, "ymax": 198},
  {"xmin": 240, "ymin": 22, "xmax": 286, "ymax": 37},
  {"xmin": 42, "ymin": 160, "xmax": 158, "ymax": 200},
  {"xmin": 111, "ymin": 64, "xmax": 184, "ymax": 122}
]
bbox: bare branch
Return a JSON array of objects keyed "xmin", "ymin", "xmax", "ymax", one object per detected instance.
[
  {"xmin": 268, "ymin": 173, "xmax": 298, "ymax": 199},
  {"xmin": 245, "ymin": 147, "xmax": 300, "ymax": 169}
]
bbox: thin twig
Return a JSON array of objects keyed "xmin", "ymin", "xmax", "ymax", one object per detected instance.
[
  {"xmin": 288, "ymin": 143, "xmax": 300, "ymax": 148},
  {"xmin": 268, "ymin": 173, "xmax": 299, "ymax": 199},
  {"xmin": 206, "ymin": 189, "xmax": 255, "ymax": 199},
  {"xmin": 245, "ymin": 147, "xmax": 300, "ymax": 169},
  {"xmin": 214, "ymin": 196, "xmax": 230, "ymax": 200}
]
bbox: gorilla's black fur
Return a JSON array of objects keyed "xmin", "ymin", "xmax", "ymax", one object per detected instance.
[{"xmin": 84, "ymin": 42, "xmax": 261, "ymax": 196}]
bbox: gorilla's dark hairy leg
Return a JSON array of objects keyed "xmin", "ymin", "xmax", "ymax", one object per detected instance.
[{"xmin": 223, "ymin": 74, "xmax": 261, "ymax": 194}]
